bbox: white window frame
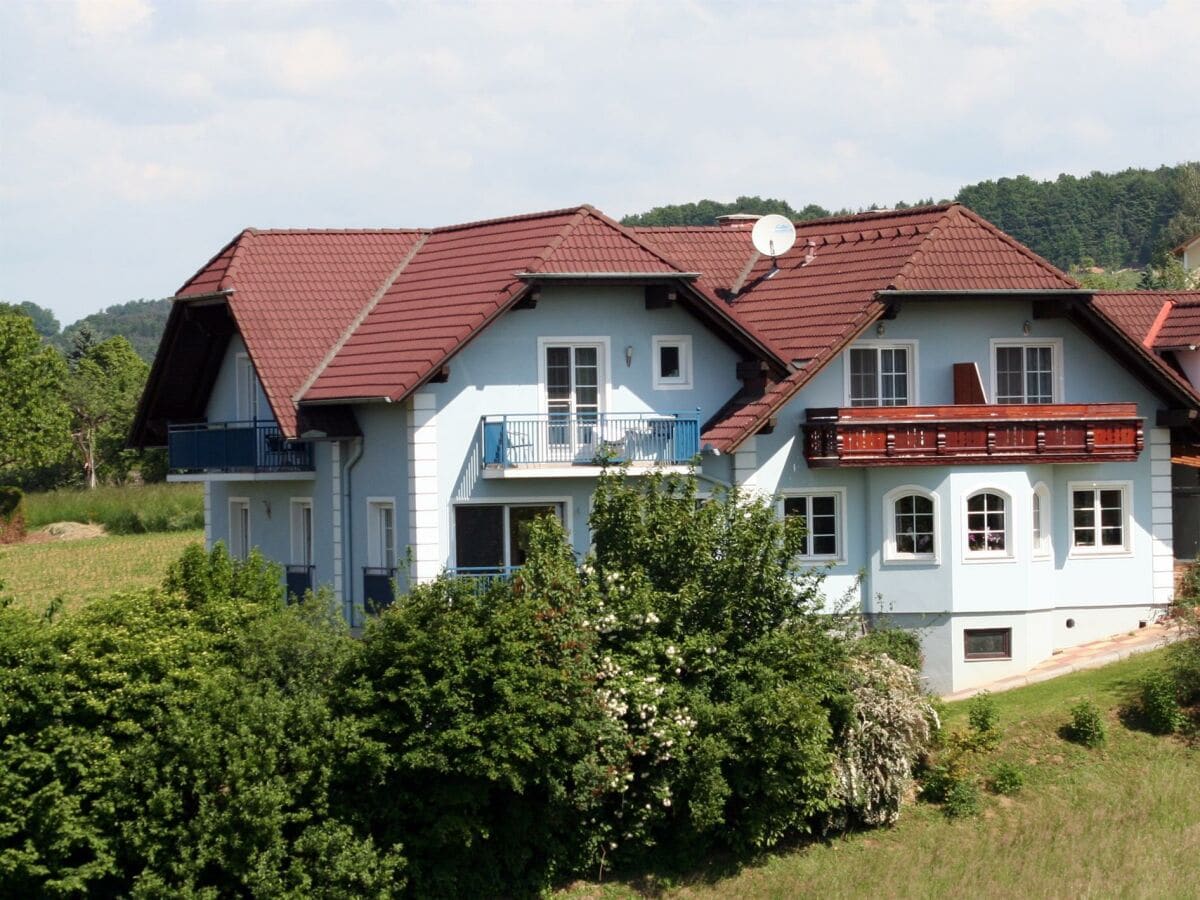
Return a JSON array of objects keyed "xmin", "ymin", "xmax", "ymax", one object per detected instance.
[
  {"xmin": 235, "ymin": 352, "xmax": 261, "ymax": 422},
  {"xmin": 536, "ymin": 336, "xmax": 612, "ymax": 414},
  {"xmin": 989, "ymin": 338, "xmax": 1064, "ymax": 405},
  {"xmin": 843, "ymin": 340, "xmax": 919, "ymax": 407},
  {"xmin": 366, "ymin": 497, "xmax": 397, "ymax": 570},
  {"xmin": 961, "ymin": 488, "xmax": 1015, "ymax": 563},
  {"xmin": 290, "ymin": 497, "xmax": 314, "ymax": 567},
  {"xmin": 451, "ymin": 497, "xmax": 572, "ymax": 569},
  {"xmin": 651, "ymin": 335, "xmax": 693, "ymax": 390},
  {"xmin": 1032, "ymin": 482, "xmax": 1052, "ymax": 559},
  {"xmin": 779, "ymin": 488, "xmax": 847, "ymax": 563},
  {"xmin": 883, "ymin": 485, "xmax": 940, "ymax": 565},
  {"xmin": 1067, "ymin": 480, "xmax": 1133, "ymax": 558},
  {"xmin": 229, "ymin": 497, "xmax": 250, "ymax": 560}
]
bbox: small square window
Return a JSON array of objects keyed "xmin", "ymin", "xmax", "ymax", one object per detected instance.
[
  {"xmin": 964, "ymin": 628, "xmax": 1012, "ymax": 660},
  {"xmin": 652, "ymin": 336, "xmax": 692, "ymax": 389}
]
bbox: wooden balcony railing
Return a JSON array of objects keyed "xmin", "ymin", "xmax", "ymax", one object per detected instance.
[{"xmin": 803, "ymin": 403, "xmax": 1144, "ymax": 467}]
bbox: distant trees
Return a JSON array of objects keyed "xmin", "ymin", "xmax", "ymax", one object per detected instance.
[
  {"xmin": 621, "ymin": 195, "xmax": 843, "ymax": 227},
  {"xmin": 56, "ymin": 298, "xmax": 172, "ymax": 363},
  {"xmin": 0, "ymin": 309, "xmax": 71, "ymax": 481},
  {"xmin": 620, "ymin": 163, "xmax": 1200, "ymax": 274},
  {"xmin": 0, "ymin": 307, "xmax": 157, "ymax": 490}
]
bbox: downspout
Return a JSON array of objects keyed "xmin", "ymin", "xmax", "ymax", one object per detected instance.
[
  {"xmin": 862, "ymin": 468, "xmax": 873, "ymax": 622},
  {"xmin": 341, "ymin": 437, "xmax": 365, "ymax": 624}
]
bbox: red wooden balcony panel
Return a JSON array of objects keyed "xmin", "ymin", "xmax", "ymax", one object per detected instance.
[{"xmin": 803, "ymin": 403, "xmax": 1144, "ymax": 467}]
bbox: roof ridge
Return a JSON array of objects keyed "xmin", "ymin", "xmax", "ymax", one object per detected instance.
[
  {"xmin": 175, "ymin": 228, "xmax": 249, "ymax": 295},
  {"xmin": 890, "ymin": 209, "xmax": 952, "ymax": 290},
  {"xmin": 294, "ymin": 233, "xmax": 432, "ymax": 402},
  {"xmin": 1143, "ymin": 298, "xmax": 1176, "ymax": 348},
  {"xmin": 251, "ymin": 227, "xmax": 429, "ymax": 235},
  {"xmin": 952, "ymin": 205, "xmax": 1079, "ymax": 288},
  {"xmin": 577, "ymin": 205, "xmax": 690, "ymax": 273},
  {"xmin": 523, "ymin": 208, "xmax": 591, "ymax": 276},
  {"xmin": 220, "ymin": 228, "xmax": 257, "ymax": 291},
  {"xmin": 431, "ymin": 205, "xmax": 586, "ymax": 235}
]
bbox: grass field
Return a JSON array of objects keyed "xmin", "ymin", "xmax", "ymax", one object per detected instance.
[
  {"xmin": 564, "ymin": 650, "xmax": 1200, "ymax": 899},
  {"xmin": 0, "ymin": 530, "xmax": 203, "ymax": 615},
  {"xmin": 23, "ymin": 483, "xmax": 204, "ymax": 534}
]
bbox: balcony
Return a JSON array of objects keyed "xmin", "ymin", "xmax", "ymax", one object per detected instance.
[
  {"xmin": 285, "ymin": 564, "xmax": 314, "ymax": 601},
  {"xmin": 479, "ymin": 412, "xmax": 700, "ymax": 477},
  {"xmin": 803, "ymin": 403, "xmax": 1144, "ymax": 468},
  {"xmin": 363, "ymin": 566, "xmax": 397, "ymax": 613},
  {"xmin": 167, "ymin": 421, "xmax": 314, "ymax": 478}
]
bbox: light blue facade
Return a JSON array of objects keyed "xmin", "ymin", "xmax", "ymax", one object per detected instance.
[{"xmin": 189, "ymin": 290, "xmax": 1174, "ymax": 692}]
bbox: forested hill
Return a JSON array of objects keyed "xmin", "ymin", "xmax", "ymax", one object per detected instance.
[
  {"xmin": 56, "ymin": 298, "xmax": 171, "ymax": 362},
  {"xmin": 622, "ymin": 163, "xmax": 1200, "ymax": 272},
  {"xmin": 0, "ymin": 298, "xmax": 171, "ymax": 362}
]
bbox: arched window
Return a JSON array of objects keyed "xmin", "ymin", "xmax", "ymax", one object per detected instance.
[
  {"xmin": 965, "ymin": 490, "xmax": 1011, "ymax": 558},
  {"xmin": 885, "ymin": 487, "xmax": 938, "ymax": 562},
  {"xmin": 1032, "ymin": 482, "xmax": 1051, "ymax": 558}
]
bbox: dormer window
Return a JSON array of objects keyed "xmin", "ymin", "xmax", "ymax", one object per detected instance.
[{"xmin": 652, "ymin": 335, "xmax": 692, "ymax": 390}]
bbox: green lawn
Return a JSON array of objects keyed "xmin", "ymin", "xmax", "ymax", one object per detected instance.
[
  {"xmin": 0, "ymin": 530, "xmax": 203, "ymax": 615},
  {"xmin": 564, "ymin": 650, "xmax": 1200, "ymax": 899}
]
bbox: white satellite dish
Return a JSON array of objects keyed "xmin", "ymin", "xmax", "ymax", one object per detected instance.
[{"xmin": 751, "ymin": 214, "xmax": 797, "ymax": 259}]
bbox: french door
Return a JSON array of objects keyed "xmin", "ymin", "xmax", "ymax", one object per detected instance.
[{"xmin": 545, "ymin": 344, "xmax": 602, "ymax": 461}]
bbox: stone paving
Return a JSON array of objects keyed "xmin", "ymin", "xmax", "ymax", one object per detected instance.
[{"xmin": 942, "ymin": 620, "xmax": 1187, "ymax": 702}]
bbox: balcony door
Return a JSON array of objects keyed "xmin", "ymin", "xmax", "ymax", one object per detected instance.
[
  {"xmin": 454, "ymin": 502, "xmax": 564, "ymax": 571},
  {"xmin": 543, "ymin": 341, "xmax": 605, "ymax": 462}
]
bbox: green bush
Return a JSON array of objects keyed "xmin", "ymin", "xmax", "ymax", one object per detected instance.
[
  {"xmin": 0, "ymin": 545, "xmax": 403, "ymax": 897},
  {"xmin": 22, "ymin": 483, "xmax": 203, "ymax": 534},
  {"xmin": 858, "ymin": 626, "xmax": 923, "ymax": 670},
  {"xmin": 988, "ymin": 761, "xmax": 1025, "ymax": 796},
  {"xmin": 1170, "ymin": 607, "xmax": 1200, "ymax": 707},
  {"xmin": 942, "ymin": 778, "xmax": 982, "ymax": 819},
  {"xmin": 1065, "ymin": 700, "xmax": 1107, "ymax": 747},
  {"xmin": 967, "ymin": 692, "xmax": 1001, "ymax": 748},
  {"xmin": 1139, "ymin": 671, "xmax": 1185, "ymax": 734},
  {"xmin": 0, "ymin": 485, "xmax": 24, "ymax": 542},
  {"xmin": 0, "ymin": 472, "xmax": 941, "ymax": 896}
]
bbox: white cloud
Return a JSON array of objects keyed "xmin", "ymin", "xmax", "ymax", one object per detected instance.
[
  {"xmin": 74, "ymin": 0, "xmax": 152, "ymax": 38},
  {"xmin": 0, "ymin": 0, "xmax": 1197, "ymax": 322}
]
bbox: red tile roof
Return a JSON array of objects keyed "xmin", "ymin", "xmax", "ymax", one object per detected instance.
[
  {"xmin": 162, "ymin": 202, "xmax": 1162, "ymax": 453},
  {"xmin": 1091, "ymin": 291, "xmax": 1169, "ymax": 344},
  {"xmin": 638, "ymin": 204, "xmax": 1078, "ymax": 450},
  {"xmin": 175, "ymin": 228, "xmax": 426, "ymax": 434},
  {"xmin": 1092, "ymin": 291, "xmax": 1200, "ymax": 350}
]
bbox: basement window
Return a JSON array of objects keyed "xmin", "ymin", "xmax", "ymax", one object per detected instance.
[{"xmin": 964, "ymin": 628, "xmax": 1012, "ymax": 661}]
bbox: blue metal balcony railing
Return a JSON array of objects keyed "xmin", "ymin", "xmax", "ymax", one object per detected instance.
[
  {"xmin": 167, "ymin": 421, "xmax": 313, "ymax": 474},
  {"xmin": 285, "ymin": 564, "xmax": 314, "ymax": 601},
  {"xmin": 479, "ymin": 412, "xmax": 700, "ymax": 469},
  {"xmin": 363, "ymin": 566, "xmax": 397, "ymax": 614},
  {"xmin": 445, "ymin": 565, "xmax": 521, "ymax": 593}
]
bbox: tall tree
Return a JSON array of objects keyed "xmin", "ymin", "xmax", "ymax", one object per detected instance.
[
  {"xmin": 0, "ymin": 309, "xmax": 70, "ymax": 480},
  {"xmin": 65, "ymin": 336, "xmax": 149, "ymax": 488}
]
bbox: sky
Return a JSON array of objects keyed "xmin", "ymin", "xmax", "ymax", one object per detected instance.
[{"xmin": 2, "ymin": 0, "xmax": 1198, "ymax": 325}]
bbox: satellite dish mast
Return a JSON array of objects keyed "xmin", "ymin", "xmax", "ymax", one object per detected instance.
[{"xmin": 751, "ymin": 214, "xmax": 797, "ymax": 277}]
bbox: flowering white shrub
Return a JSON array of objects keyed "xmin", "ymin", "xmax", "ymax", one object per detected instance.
[{"xmin": 833, "ymin": 653, "xmax": 937, "ymax": 826}]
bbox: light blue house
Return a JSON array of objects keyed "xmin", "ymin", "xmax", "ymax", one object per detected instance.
[{"xmin": 132, "ymin": 204, "xmax": 1200, "ymax": 692}]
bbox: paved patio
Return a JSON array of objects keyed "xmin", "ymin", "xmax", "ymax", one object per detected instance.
[{"xmin": 942, "ymin": 620, "xmax": 1187, "ymax": 701}]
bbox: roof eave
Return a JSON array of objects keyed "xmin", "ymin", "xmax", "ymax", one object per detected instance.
[
  {"xmin": 516, "ymin": 271, "xmax": 701, "ymax": 282},
  {"xmin": 877, "ymin": 289, "xmax": 1093, "ymax": 297}
]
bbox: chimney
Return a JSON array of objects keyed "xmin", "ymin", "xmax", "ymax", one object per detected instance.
[
  {"xmin": 715, "ymin": 213, "xmax": 762, "ymax": 229},
  {"xmin": 736, "ymin": 359, "xmax": 769, "ymax": 398}
]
